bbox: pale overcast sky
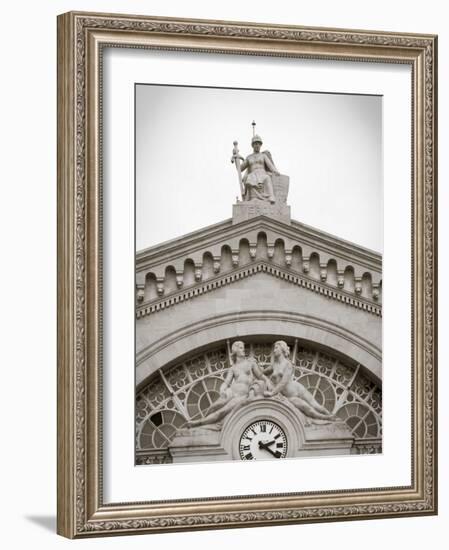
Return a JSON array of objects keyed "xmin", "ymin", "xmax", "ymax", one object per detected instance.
[{"xmin": 136, "ymin": 84, "xmax": 382, "ymax": 253}]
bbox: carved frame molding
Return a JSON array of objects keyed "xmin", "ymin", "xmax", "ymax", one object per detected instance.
[{"xmin": 57, "ymin": 11, "xmax": 437, "ymax": 538}]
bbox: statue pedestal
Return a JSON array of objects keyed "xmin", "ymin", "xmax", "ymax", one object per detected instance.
[
  {"xmin": 233, "ymin": 202, "xmax": 291, "ymax": 224},
  {"xmin": 233, "ymin": 174, "xmax": 291, "ymax": 225}
]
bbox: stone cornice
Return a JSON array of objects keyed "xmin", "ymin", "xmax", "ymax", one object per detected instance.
[
  {"xmin": 136, "ymin": 217, "xmax": 234, "ymax": 266},
  {"xmin": 135, "ymin": 216, "xmax": 382, "ymax": 304},
  {"xmin": 136, "ymin": 260, "xmax": 382, "ymax": 319},
  {"xmin": 289, "ymin": 219, "xmax": 381, "ymax": 271},
  {"xmin": 136, "ymin": 215, "xmax": 382, "ymax": 275}
]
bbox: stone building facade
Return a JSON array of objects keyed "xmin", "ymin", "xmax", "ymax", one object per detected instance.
[{"xmin": 135, "ymin": 172, "xmax": 382, "ymax": 465}]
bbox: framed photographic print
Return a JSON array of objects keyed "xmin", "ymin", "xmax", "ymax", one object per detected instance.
[{"xmin": 57, "ymin": 11, "xmax": 438, "ymax": 538}]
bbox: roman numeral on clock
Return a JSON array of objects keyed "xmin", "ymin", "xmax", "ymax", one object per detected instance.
[{"xmin": 240, "ymin": 420, "xmax": 287, "ymax": 460}]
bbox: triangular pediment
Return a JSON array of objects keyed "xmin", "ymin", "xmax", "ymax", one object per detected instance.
[
  {"xmin": 137, "ymin": 215, "xmax": 381, "ymax": 276},
  {"xmin": 136, "ymin": 215, "xmax": 382, "ymax": 309}
]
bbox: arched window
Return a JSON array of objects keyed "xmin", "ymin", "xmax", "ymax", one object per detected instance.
[{"xmin": 136, "ymin": 339, "xmax": 382, "ymax": 464}]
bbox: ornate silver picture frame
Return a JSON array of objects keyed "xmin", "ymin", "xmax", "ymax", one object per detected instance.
[{"xmin": 57, "ymin": 11, "xmax": 437, "ymax": 538}]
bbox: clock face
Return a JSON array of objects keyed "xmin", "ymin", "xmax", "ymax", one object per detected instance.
[{"xmin": 239, "ymin": 420, "xmax": 288, "ymax": 460}]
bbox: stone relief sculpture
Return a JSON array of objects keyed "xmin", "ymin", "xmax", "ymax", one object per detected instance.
[
  {"xmin": 186, "ymin": 340, "xmax": 335, "ymax": 430},
  {"xmin": 186, "ymin": 341, "xmax": 269, "ymax": 428},
  {"xmin": 263, "ymin": 341, "xmax": 336, "ymax": 423},
  {"xmin": 232, "ymin": 122, "xmax": 279, "ymax": 204}
]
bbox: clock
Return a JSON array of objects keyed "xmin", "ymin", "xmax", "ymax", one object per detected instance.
[{"xmin": 239, "ymin": 420, "xmax": 288, "ymax": 460}]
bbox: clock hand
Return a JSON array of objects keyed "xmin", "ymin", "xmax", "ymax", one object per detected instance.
[
  {"xmin": 258, "ymin": 440, "xmax": 282, "ymax": 458},
  {"xmin": 259, "ymin": 439, "xmax": 276, "ymax": 448}
]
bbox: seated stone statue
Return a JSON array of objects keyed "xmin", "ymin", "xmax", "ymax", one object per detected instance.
[
  {"xmin": 239, "ymin": 134, "xmax": 279, "ymax": 203},
  {"xmin": 186, "ymin": 341, "xmax": 269, "ymax": 428},
  {"xmin": 263, "ymin": 341, "xmax": 336, "ymax": 423}
]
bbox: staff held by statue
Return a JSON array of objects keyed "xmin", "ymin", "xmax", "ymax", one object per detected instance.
[{"xmin": 231, "ymin": 140, "xmax": 245, "ymax": 200}]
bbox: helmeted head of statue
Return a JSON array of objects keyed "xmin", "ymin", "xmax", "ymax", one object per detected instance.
[{"xmin": 251, "ymin": 134, "xmax": 263, "ymax": 146}]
